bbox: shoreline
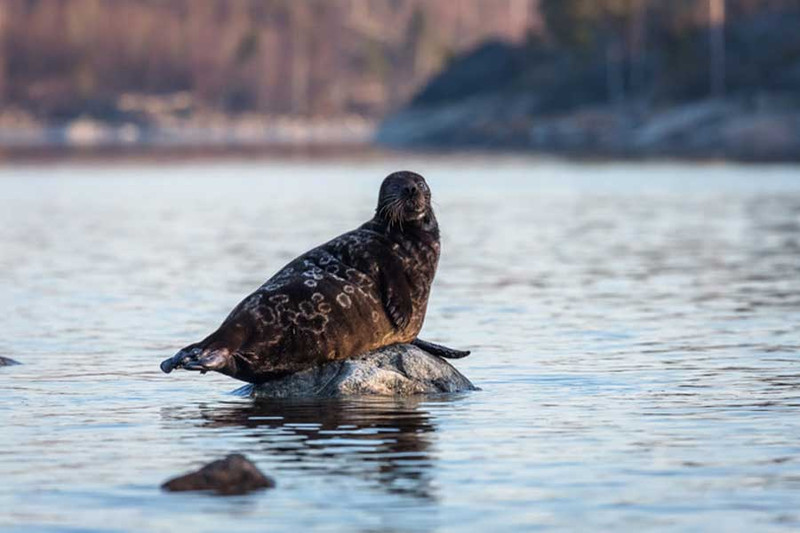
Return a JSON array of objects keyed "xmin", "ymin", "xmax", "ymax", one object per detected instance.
[
  {"xmin": 3, "ymin": 97, "xmax": 800, "ymax": 165},
  {"xmin": 2, "ymin": 140, "xmax": 798, "ymax": 166},
  {"xmin": 377, "ymin": 97, "xmax": 800, "ymax": 164}
]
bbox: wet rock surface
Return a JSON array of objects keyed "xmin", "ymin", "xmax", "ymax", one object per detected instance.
[
  {"xmin": 238, "ymin": 343, "xmax": 477, "ymax": 399},
  {"xmin": 162, "ymin": 454, "xmax": 275, "ymax": 495}
]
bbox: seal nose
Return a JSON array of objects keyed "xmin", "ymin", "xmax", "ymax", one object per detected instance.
[{"xmin": 404, "ymin": 184, "xmax": 418, "ymax": 197}]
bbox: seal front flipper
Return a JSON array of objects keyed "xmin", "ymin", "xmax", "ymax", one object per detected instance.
[
  {"xmin": 412, "ymin": 338, "xmax": 471, "ymax": 359},
  {"xmin": 378, "ymin": 258, "xmax": 413, "ymax": 331},
  {"xmin": 385, "ymin": 285, "xmax": 413, "ymax": 330}
]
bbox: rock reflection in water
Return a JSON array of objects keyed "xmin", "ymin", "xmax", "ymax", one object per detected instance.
[{"xmin": 164, "ymin": 396, "xmax": 447, "ymax": 501}]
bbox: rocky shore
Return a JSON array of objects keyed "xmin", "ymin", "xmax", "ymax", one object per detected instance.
[
  {"xmin": 0, "ymin": 94, "xmax": 374, "ymax": 154},
  {"xmin": 377, "ymin": 94, "xmax": 800, "ymax": 162},
  {"xmin": 0, "ymin": 115, "xmax": 374, "ymax": 152}
]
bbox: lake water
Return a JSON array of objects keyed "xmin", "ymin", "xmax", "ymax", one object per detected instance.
[{"xmin": 1, "ymin": 156, "xmax": 799, "ymax": 532}]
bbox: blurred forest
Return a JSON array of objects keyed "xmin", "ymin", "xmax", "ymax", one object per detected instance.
[
  {"xmin": 1, "ymin": 0, "xmax": 799, "ymax": 158},
  {"xmin": 380, "ymin": 0, "xmax": 800, "ymax": 159},
  {"xmin": 535, "ymin": 0, "xmax": 800, "ymax": 103},
  {"xmin": 0, "ymin": 0, "xmax": 534, "ymax": 121}
]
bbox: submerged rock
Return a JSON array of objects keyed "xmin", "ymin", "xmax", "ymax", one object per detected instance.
[
  {"xmin": 0, "ymin": 357, "xmax": 20, "ymax": 366},
  {"xmin": 162, "ymin": 454, "xmax": 275, "ymax": 495},
  {"xmin": 238, "ymin": 343, "xmax": 477, "ymax": 399}
]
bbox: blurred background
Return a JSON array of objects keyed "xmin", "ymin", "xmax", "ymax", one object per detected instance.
[
  {"xmin": 3, "ymin": 2, "xmax": 800, "ymax": 532},
  {"xmin": 1, "ymin": 0, "xmax": 799, "ymax": 160}
]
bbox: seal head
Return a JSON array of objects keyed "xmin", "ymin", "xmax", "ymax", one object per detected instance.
[{"xmin": 376, "ymin": 170, "xmax": 433, "ymax": 227}]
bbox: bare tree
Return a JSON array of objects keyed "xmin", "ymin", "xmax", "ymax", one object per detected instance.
[
  {"xmin": 628, "ymin": 0, "xmax": 647, "ymax": 97},
  {"xmin": 709, "ymin": 0, "xmax": 726, "ymax": 97}
]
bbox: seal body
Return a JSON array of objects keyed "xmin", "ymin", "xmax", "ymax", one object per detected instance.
[{"xmin": 161, "ymin": 171, "xmax": 458, "ymax": 384}]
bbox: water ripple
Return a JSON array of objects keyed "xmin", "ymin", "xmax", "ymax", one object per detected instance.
[{"xmin": 1, "ymin": 159, "xmax": 799, "ymax": 531}]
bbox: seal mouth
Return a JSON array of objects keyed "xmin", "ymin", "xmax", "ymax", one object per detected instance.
[
  {"xmin": 379, "ymin": 194, "xmax": 426, "ymax": 227},
  {"xmin": 403, "ymin": 190, "xmax": 428, "ymax": 215},
  {"xmin": 404, "ymin": 200, "xmax": 426, "ymax": 215},
  {"xmin": 400, "ymin": 203, "xmax": 426, "ymax": 223}
]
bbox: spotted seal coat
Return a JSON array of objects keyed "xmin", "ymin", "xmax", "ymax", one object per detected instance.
[{"xmin": 160, "ymin": 171, "xmax": 469, "ymax": 384}]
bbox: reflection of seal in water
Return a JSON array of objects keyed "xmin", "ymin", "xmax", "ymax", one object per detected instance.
[{"xmin": 161, "ymin": 171, "xmax": 469, "ymax": 384}]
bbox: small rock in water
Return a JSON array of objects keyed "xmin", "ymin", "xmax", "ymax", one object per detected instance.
[
  {"xmin": 162, "ymin": 454, "xmax": 275, "ymax": 495},
  {"xmin": 0, "ymin": 357, "xmax": 21, "ymax": 366},
  {"xmin": 239, "ymin": 343, "xmax": 477, "ymax": 399}
]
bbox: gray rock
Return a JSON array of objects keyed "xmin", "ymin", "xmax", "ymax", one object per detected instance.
[
  {"xmin": 0, "ymin": 357, "xmax": 20, "ymax": 366},
  {"xmin": 237, "ymin": 343, "xmax": 477, "ymax": 399},
  {"xmin": 162, "ymin": 454, "xmax": 275, "ymax": 495}
]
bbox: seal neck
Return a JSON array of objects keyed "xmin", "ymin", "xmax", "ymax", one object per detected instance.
[{"xmin": 369, "ymin": 208, "xmax": 439, "ymax": 241}]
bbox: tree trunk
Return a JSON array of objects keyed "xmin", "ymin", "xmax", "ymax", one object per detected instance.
[
  {"xmin": 606, "ymin": 38, "xmax": 626, "ymax": 106},
  {"xmin": 709, "ymin": 0, "xmax": 726, "ymax": 98}
]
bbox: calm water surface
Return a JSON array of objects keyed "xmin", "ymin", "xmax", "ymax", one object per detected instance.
[{"xmin": 1, "ymin": 157, "xmax": 799, "ymax": 532}]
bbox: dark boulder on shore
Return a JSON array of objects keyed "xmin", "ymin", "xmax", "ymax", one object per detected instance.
[
  {"xmin": 162, "ymin": 454, "xmax": 275, "ymax": 495},
  {"xmin": 410, "ymin": 40, "xmax": 525, "ymax": 108},
  {"xmin": 236, "ymin": 343, "xmax": 477, "ymax": 399}
]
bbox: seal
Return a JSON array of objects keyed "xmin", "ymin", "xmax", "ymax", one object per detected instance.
[{"xmin": 160, "ymin": 171, "xmax": 469, "ymax": 384}]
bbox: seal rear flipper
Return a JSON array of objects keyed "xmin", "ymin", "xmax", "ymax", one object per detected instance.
[
  {"xmin": 162, "ymin": 323, "xmax": 248, "ymax": 376},
  {"xmin": 160, "ymin": 344, "xmax": 203, "ymax": 373},
  {"xmin": 180, "ymin": 349, "xmax": 232, "ymax": 374},
  {"xmin": 412, "ymin": 338, "xmax": 471, "ymax": 359},
  {"xmin": 160, "ymin": 345, "xmax": 234, "ymax": 375}
]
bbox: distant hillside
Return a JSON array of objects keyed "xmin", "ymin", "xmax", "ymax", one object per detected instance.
[
  {"xmin": 0, "ymin": 0, "xmax": 536, "ymax": 122},
  {"xmin": 377, "ymin": 3, "xmax": 800, "ymax": 161}
]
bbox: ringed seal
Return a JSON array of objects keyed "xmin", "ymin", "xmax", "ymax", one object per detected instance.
[{"xmin": 160, "ymin": 171, "xmax": 469, "ymax": 384}]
